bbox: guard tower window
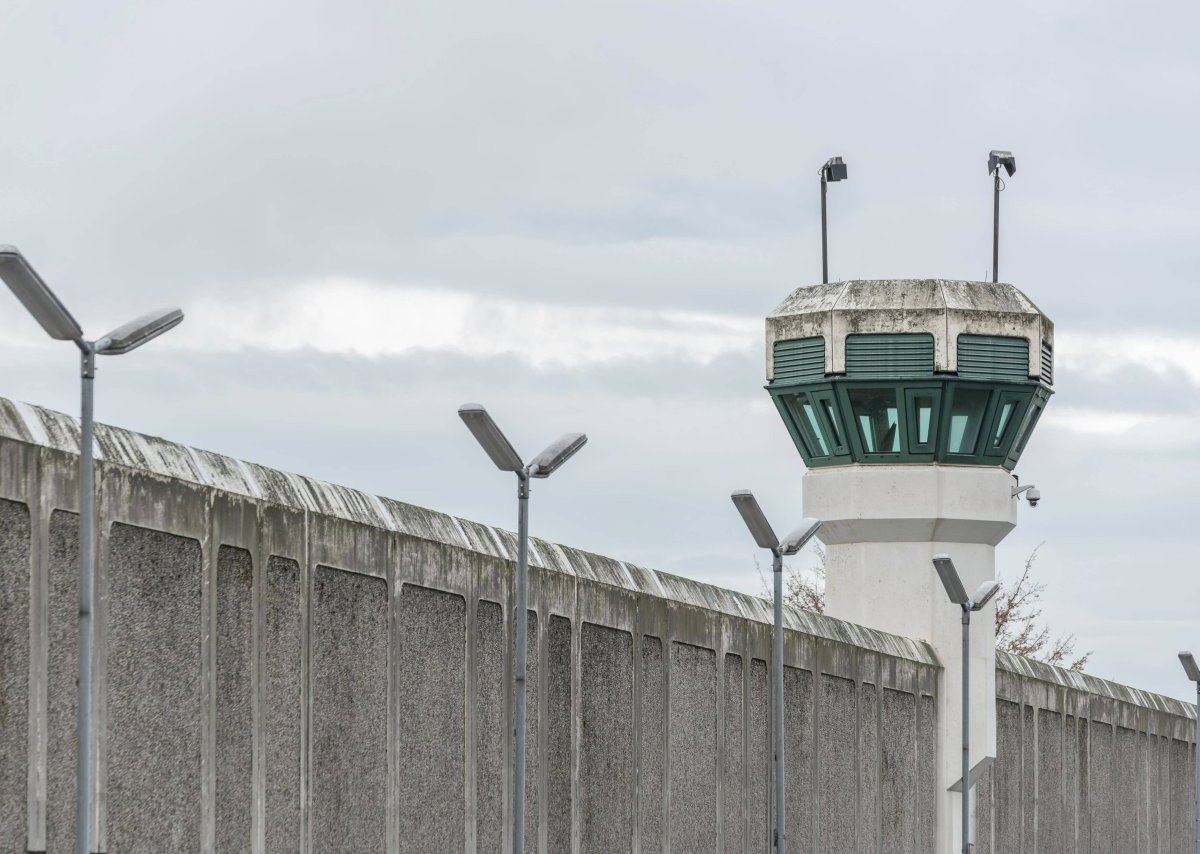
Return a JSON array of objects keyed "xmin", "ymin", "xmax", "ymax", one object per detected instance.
[
  {"xmin": 847, "ymin": 387, "xmax": 901, "ymax": 453},
  {"xmin": 947, "ymin": 386, "xmax": 990, "ymax": 454},
  {"xmin": 792, "ymin": 395, "xmax": 830, "ymax": 458},
  {"xmin": 786, "ymin": 392, "xmax": 830, "ymax": 455}
]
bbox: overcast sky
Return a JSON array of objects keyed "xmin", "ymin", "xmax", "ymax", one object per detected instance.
[{"xmin": 2, "ymin": 0, "xmax": 1199, "ymax": 700}]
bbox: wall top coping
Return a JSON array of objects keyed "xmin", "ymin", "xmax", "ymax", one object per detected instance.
[
  {"xmin": 997, "ymin": 650, "xmax": 1196, "ymax": 719},
  {"xmin": 0, "ymin": 396, "xmax": 939, "ymax": 666}
]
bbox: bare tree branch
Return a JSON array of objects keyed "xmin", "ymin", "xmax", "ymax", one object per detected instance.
[
  {"xmin": 757, "ymin": 540, "xmax": 1092, "ymax": 672},
  {"xmin": 994, "ymin": 543, "xmax": 1091, "ymax": 671}
]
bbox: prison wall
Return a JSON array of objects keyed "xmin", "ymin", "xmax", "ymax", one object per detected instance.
[
  {"xmin": 0, "ymin": 399, "xmax": 939, "ymax": 853},
  {"xmin": 0, "ymin": 398, "xmax": 1195, "ymax": 853},
  {"xmin": 978, "ymin": 652, "xmax": 1197, "ymax": 854}
]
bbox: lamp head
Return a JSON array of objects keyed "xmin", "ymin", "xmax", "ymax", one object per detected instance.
[
  {"xmin": 1180, "ymin": 651, "xmax": 1200, "ymax": 683},
  {"xmin": 0, "ymin": 245, "xmax": 84, "ymax": 342},
  {"xmin": 458, "ymin": 404, "xmax": 524, "ymax": 472},
  {"xmin": 98, "ymin": 308, "xmax": 184, "ymax": 355},
  {"xmin": 778, "ymin": 517, "xmax": 822, "ymax": 556},
  {"xmin": 730, "ymin": 490, "xmax": 779, "ymax": 551},
  {"xmin": 932, "ymin": 553, "xmax": 970, "ymax": 606},
  {"xmin": 822, "ymin": 156, "xmax": 848, "ymax": 182},
  {"xmin": 970, "ymin": 580, "xmax": 1002, "ymax": 611},
  {"xmin": 988, "ymin": 150, "xmax": 1016, "ymax": 177},
  {"xmin": 528, "ymin": 432, "xmax": 587, "ymax": 478}
]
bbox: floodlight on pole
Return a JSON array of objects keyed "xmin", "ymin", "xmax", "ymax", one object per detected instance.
[
  {"xmin": 819, "ymin": 156, "xmax": 848, "ymax": 284},
  {"xmin": 1180, "ymin": 652, "xmax": 1200, "ymax": 683},
  {"xmin": 1179, "ymin": 652, "xmax": 1200, "ymax": 854},
  {"xmin": 987, "ymin": 150, "xmax": 1016, "ymax": 283},
  {"xmin": 970, "ymin": 580, "xmax": 1002, "ymax": 611},
  {"xmin": 0, "ymin": 246, "xmax": 184, "ymax": 854},
  {"xmin": 99, "ymin": 308, "xmax": 185, "ymax": 355},
  {"xmin": 934, "ymin": 553, "xmax": 970, "ymax": 606},
  {"xmin": 0, "ymin": 246, "xmax": 85, "ymax": 342},
  {"xmin": 779, "ymin": 518, "xmax": 823, "ymax": 556},
  {"xmin": 458, "ymin": 404, "xmax": 524, "ymax": 472},
  {"xmin": 459, "ymin": 405, "xmax": 587, "ymax": 854},
  {"xmin": 730, "ymin": 489, "xmax": 821, "ymax": 854},
  {"xmin": 528, "ymin": 432, "xmax": 588, "ymax": 478},
  {"xmin": 932, "ymin": 552, "xmax": 1000, "ymax": 854},
  {"xmin": 731, "ymin": 489, "xmax": 779, "ymax": 550}
]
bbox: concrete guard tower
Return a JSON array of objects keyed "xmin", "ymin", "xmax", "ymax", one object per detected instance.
[{"xmin": 765, "ymin": 279, "xmax": 1053, "ymax": 852}]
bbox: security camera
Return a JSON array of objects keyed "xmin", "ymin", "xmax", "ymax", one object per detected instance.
[{"xmin": 1011, "ymin": 482, "xmax": 1040, "ymax": 507}]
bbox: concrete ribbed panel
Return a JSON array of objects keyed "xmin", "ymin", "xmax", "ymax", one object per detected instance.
[
  {"xmin": 106, "ymin": 524, "xmax": 203, "ymax": 851},
  {"xmin": 0, "ymin": 499, "xmax": 30, "ymax": 852}
]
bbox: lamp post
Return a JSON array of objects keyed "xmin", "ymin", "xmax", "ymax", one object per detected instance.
[
  {"xmin": 819, "ymin": 156, "xmax": 847, "ymax": 284},
  {"xmin": 987, "ymin": 150, "xmax": 1016, "ymax": 283},
  {"xmin": 730, "ymin": 490, "xmax": 821, "ymax": 854},
  {"xmin": 933, "ymin": 553, "xmax": 1000, "ymax": 854},
  {"xmin": 458, "ymin": 404, "xmax": 586, "ymax": 854},
  {"xmin": 1178, "ymin": 651, "xmax": 1200, "ymax": 854},
  {"xmin": 0, "ymin": 246, "xmax": 184, "ymax": 854}
]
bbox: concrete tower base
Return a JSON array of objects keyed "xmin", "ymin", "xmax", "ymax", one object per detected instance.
[{"xmin": 804, "ymin": 464, "xmax": 1017, "ymax": 854}]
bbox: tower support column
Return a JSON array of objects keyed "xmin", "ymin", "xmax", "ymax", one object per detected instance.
[{"xmin": 804, "ymin": 464, "xmax": 1016, "ymax": 854}]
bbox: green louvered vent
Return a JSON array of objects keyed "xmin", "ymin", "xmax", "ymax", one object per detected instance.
[
  {"xmin": 958, "ymin": 335, "xmax": 1030, "ymax": 381},
  {"xmin": 1041, "ymin": 342, "xmax": 1053, "ymax": 385},
  {"xmin": 844, "ymin": 334, "xmax": 934, "ymax": 378},
  {"xmin": 772, "ymin": 337, "xmax": 825, "ymax": 383}
]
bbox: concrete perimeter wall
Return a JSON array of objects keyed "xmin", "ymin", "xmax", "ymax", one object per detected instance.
[
  {"xmin": 983, "ymin": 652, "xmax": 1196, "ymax": 854},
  {"xmin": 0, "ymin": 399, "xmax": 940, "ymax": 853}
]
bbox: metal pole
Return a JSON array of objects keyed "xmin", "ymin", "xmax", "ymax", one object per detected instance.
[
  {"xmin": 512, "ymin": 473, "xmax": 530, "ymax": 854},
  {"xmin": 992, "ymin": 172, "xmax": 1000, "ymax": 284},
  {"xmin": 773, "ymin": 549, "xmax": 786, "ymax": 854},
  {"xmin": 77, "ymin": 344, "xmax": 95, "ymax": 854},
  {"xmin": 1194, "ymin": 681, "xmax": 1199, "ymax": 854},
  {"xmin": 820, "ymin": 175, "xmax": 829, "ymax": 285},
  {"xmin": 962, "ymin": 606, "xmax": 970, "ymax": 854}
]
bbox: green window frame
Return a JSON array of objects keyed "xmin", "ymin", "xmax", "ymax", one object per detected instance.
[
  {"xmin": 809, "ymin": 389, "xmax": 850, "ymax": 456},
  {"xmin": 774, "ymin": 391, "xmax": 830, "ymax": 462},
  {"xmin": 983, "ymin": 390, "xmax": 1030, "ymax": 459},
  {"xmin": 904, "ymin": 387, "xmax": 942, "ymax": 455},
  {"xmin": 941, "ymin": 384, "xmax": 995, "ymax": 458},
  {"xmin": 1006, "ymin": 388, "xmax": 1050, "ymax": 468},
  {"xmin": 838, "ymin": 384, "xmax": 906, "ymax": 459},
  {"xmin": 767, "ymin": 377, "xmax": 1049, "ymax": 470}
]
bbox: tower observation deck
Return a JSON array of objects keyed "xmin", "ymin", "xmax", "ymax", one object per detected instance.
[{"xmin": 765, "ymin": 279, "xmax": 1053, "ymax": 470}]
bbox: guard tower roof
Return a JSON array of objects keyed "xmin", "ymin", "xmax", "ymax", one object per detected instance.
[{"xmin": 766, "ymin": 279, "xmax": 1053, "ymax": 381}]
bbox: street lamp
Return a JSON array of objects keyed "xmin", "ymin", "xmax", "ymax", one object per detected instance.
[
  {"xmin": 987, "ymin": 150, "xmax": 1016, "ymax": 283},
  {"xmin": 1178, "ymin": 651, "xmax": 1200, "ymax": 854},
  {"xmin": 820, "ymin": 156, "xmax": 848, "ymax": 284},
  {"xmin": 731, "ymin": 490, "xmax": 821, "ymax": 854},
  {"xmin": 933, "ymin": 553, "xmax": 1000, "ymax": 854},
  {"xmin": 0, "ymin": 246, "xmax": 184, "ymax": 854},
  {"xmin": 458, "ymin": 404, "xmax": 586, "ymax": 854}
]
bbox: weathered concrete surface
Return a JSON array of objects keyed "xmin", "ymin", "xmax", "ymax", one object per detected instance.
[
  {"xmin": 973, "ymin": 652, "xmax": 1198, "ymax": 853},
  {"xmin": 765, "ymin": 278, "xmax": 1053, "ymax": 379},
  {"xmin": 0, "ymin": 398, "xmax": 1192, "ymax": 853},
  {"xmin": 0, "ymin": 498, "xmax": 29, "ymax": 853}
]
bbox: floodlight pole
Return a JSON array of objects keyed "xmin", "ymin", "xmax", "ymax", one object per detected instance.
[
  {"xmin": 513, "ymin": 471, "xmax": 530, "ymax": 854},
  {"xmin": 820, "ymin": 173, "xmax": 830, "ymax": 285},
  {"xmin": 992, "ymin": 171, "xmax": 1001, "ymax": 283},
  {"xmin": 772, "ymin": 547, "xmax": 786, "ymax": 854},
  {"xmin": 960, "ymin": 604, "xmax": 970, "ymax": 854},
  {"xmin": 77, "ymin": 341, "xmax": 97, "ymax": 854}
]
